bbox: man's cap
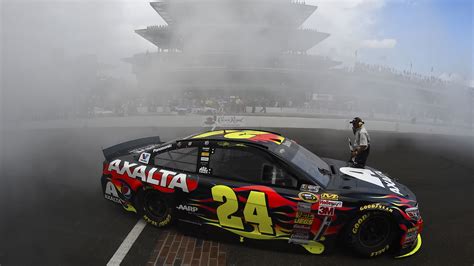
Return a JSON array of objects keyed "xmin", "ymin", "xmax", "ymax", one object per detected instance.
[{"xmin": 349, "ymin": 117, "xmax": 364, "ymax": 124}]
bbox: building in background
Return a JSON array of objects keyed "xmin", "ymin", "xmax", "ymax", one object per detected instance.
[{"xmin": 126, "ymin": 0, "xmax": 471, "ymax": 126}]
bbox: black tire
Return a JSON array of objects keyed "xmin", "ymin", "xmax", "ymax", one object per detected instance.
[
  {"xmin": 346, "ymin": 212, "xmax": 396, "ymax": 257},
  {"xmin": 138, "ymin": 189, "xmax": 174, "ymax": 228}
]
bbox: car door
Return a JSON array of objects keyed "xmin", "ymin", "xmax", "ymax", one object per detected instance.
[{"xmin": 189, "ymin": 141, "xmax": 323, "ymax": 243}]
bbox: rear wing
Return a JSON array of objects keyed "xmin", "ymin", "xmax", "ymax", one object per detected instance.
[{"xmin": 102, "ymin": 136, "xmax": 162, "ymax": 161}]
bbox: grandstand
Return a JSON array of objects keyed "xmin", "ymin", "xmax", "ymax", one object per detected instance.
[{"xmin": 126, "ymin": 0, "xmax": 472, "ymax": 127}]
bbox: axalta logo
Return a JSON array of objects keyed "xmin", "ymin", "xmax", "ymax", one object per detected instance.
[{"xmin": 107, "ymin": 159, "xmax": 193, "ymax": 193}]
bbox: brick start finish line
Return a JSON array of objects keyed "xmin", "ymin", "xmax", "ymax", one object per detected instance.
[{"xmin": 147, "ymin": 230, "xmax": 227, "ymax": 266}]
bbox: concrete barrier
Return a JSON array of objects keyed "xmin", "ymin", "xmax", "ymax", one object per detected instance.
[{"xmin": 9, "ymin": 114, "xmax": 474, "ymax": 137}]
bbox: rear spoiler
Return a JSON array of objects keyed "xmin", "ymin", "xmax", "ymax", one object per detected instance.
[{"xmin": 102, "ymin": 136, "xmax": 162, "ymax": 161}]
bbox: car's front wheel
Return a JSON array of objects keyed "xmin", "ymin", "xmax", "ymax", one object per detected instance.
[
  {"xmin": 346, "ymin": 212, "xmax": 396, "ymax": 257},
  {"xmin": 138, "ymin": 189, "xmax": 174, "ymax": 228}
]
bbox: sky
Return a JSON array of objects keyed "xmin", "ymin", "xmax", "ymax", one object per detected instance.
[
  {"xmin": 305, "ymin": 0, "xmax": 473, "ymax": 85},
  {"xmin": 2, "ymin": 0, "xmax": 473, "ymax": 85}
]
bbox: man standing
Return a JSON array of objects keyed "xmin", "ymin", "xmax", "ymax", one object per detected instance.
[{"xmin": 349, "ymin": 117, "xmax": 371, "ymax": 168}]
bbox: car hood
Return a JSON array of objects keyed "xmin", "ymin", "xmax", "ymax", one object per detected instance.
[{"xmin": 322, "ymin": 158, "xmax": 416, "ymax": 201}]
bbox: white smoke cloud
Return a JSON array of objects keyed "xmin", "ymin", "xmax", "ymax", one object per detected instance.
[
  {"xmin": 439, "ymin": 72, "xmax": 472, "ymax": 86},
  {"xmin": 304, "ymin": 0, "xmax": 390, "ymax": 63},
  {"xmin": 360, "ymin": 38, "xmax": 397, "ymax": 49}
]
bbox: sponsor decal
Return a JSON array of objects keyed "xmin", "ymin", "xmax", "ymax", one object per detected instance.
[
  {"xmin": 120, "ymin": 183, "xmax": 132, "ymax": 199},
  {"xmin": 293, "ymin": 224, "xmax": 312, "ymax": 230},
  {"xmin": 340, "ymin": 167, "xmax": 384, "ymax": 187},
  {"xmin": 289, "ymin": 230, "xmax": 310, "ymax": 242},
  {"xmin": 339, "ymin": 167, "xmax": 403, "ymax": 195},
  {"xmin": 108, "ymin": 159, "xmax": 194, "ymax": 193},
  {"xmin": 370, "ymin": 245, "xmax": 389, "ymax": 257},
  {"xmin": 405, "ymin": 207, "xmax": 420, "ymax": 221},
  {"xmin": 201, "ymin": 151, "xmax": 210, "ymax": 157},
  {"xmin": 317, "ymin": 206, "xmax": 335, "ymax": 216},
  {"xmin": 105, "ymin": 194, "xmax": 121, "ymax": 203},
  {"xmin": 295, "ymin": 211, "xmax": 314, "ymax": 225},
  {"xmin": 300, "ymin": 184, "xmax": 320, "ymax": 193},
  {"xmin": 320, "ymin": 193, "xmax": 339, "ymax": 200},
  {"xmin": 104, "ymin": 181, "xmax": 121, "ymax": 203},
  {"xmin": 176, "ymin": 204, "xmax": 198, "ymax": 212},
  {"xmin": 298, "ymin": 192, "xmax": 318, "ymax": 203},
  {"xmin": 153, "ymin": 144, "xmax": 172, "ymax": 153},
  {"xmin": 200, "ymin": 157, "xmax": 209, "ymax": 162},
  {"xmin": 359, "ymin": 203, "xmax": 393, "ymax": 213},
  {"xmin": 319, "ymin": 200, "xmax": 343, "ymax": 208},
  {"xmin": 375, "ymin": 171, "xmax": 402, "ymax": 195},
  {"xmin": 297, "ymin": 202, "xmax": 312, "ymax": 213},
  {"xmin": 198, "ymin": 166, "xmax": 211, "ymax": 174},
  {"xmin": 130, "ymin": 144, "xmax": 161, "ymax": 154},
  {"xmin": 352, "ymin": 213, "xmax": 369, "ymax": 234},
  {"xmin": 138, "ymin": 152, "xmax": 151, "ymax": 164},
  {"xmin": 202, "ymin": 147, "xmax": 210, "ymax": 151}
]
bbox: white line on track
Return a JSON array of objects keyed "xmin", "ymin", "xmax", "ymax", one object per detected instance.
[{"xmin": 107, "ymin": 219, "xmax": 147, "ymax": 266}]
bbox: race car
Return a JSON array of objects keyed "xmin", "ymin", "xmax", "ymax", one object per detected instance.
[{"xmin": 101, "ymin": 129, "xmax": 423, "ymax": 258}]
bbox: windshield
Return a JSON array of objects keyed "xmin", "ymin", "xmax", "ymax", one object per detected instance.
[{"xmin": 271, "ymin": 139, "xmax": 331, "ymax": 187}]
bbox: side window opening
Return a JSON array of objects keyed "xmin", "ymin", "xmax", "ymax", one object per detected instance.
[
  {"xmin": 154, "ymin": 147, "xmax": 198, "ymax": 173},
  {"xmin": 209, "ymin": 147, "xmax": 298, "ymax": 188}
]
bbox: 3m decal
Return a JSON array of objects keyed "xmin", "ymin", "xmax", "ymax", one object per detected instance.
[
  {"xmin": 320, "ymin": 193, "xmax": 339, "ymax": 200},
  {"xmin": 298, "ymin": 192, "xmax": 318, "ymax": 203},
  {"xmin": 176, "ymin": 205, "xmax": 198, "ymax": 212},
  {"xmin": 317, "ymin": 206, "xmax": 335, "ymax": 216},
  {"xmin": 211, "ymin": 185, "xmax": 274, "ymax": 235},
  {"xmin": 138, "ymin": 152, "xmax": 151, "ymax": 164},
  {"xmin": 107, "ymin": 159, "xmax": 194, "ymax": 193}
]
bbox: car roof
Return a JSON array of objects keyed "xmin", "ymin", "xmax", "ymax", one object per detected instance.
[{"xmin": 183, "ymin": 129, "xmax": 286, "ymax": 149}]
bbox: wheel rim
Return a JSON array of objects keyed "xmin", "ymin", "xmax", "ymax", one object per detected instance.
[
  {"xmin": 144, "ymin": 192, "xmax": 167, "ymax": 219},
  {"xmin": 358, "ymin": 216, "xmax": 391, "ymax": 248}
]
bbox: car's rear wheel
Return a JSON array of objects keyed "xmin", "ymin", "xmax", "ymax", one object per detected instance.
[
  {"xmin": 138, "ymin": 189, "xmax": 174, "ymax": 227},
  {"xmin": 346, "ymin": 212, "xmax": 396, "ymax": 257}
]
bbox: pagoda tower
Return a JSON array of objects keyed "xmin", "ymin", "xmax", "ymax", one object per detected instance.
[{"xmin": 126, "ymin": 0, "xmax": 337, "ymax": 103}]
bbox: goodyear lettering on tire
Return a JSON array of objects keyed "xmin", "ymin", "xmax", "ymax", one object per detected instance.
[
  {"xmin": 352, "ymin": 213, "xmax": 370, "ymax": 234},
  {"xmin": 370, "ymin": 244, "xmax": 390, "ymax": 257},
  {"xmin": 359, "ymin": 203, "xmax": 393, "ymax": 213}
]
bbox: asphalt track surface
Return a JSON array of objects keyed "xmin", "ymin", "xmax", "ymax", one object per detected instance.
[{"xmin": 1, "ymin": 126, "xmax": 473, "ymax": 265}]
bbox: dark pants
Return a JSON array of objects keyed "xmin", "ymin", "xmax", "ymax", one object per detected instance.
[{"xmin": 353, "ymin": 145, "xmax": 370, "ymax": 168}]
